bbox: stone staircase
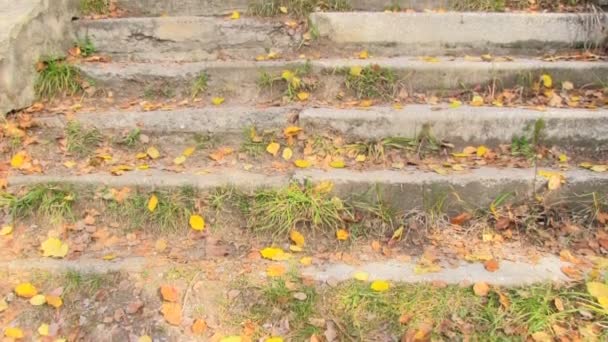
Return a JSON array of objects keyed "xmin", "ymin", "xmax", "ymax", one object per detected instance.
[{"xmin": 3, "ymin": 0, "xmax": 608, "ymax": 341}]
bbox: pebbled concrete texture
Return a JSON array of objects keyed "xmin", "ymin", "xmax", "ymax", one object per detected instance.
[
  {"xmin": 75, "ymin": 16, "xmax": 299, "ymax": 61},
  {"xmin": 77, "ymin": 58, "xmax": 608, "ymax": 100},
  {"xmin": 310, "ymin": 12, "xmax": 607, "ymax": 55},
  {"xmin": 299, "ymin": 105, "xmax": 608, "ymax": 150},
  {"xmin": 0, "ymin": 0, "xmax": 78, "ymax": 115},
  {"xmin": 302, "ymin": 256, "xmax": 569, "ymax": 286},
  {"xmin": 8, "ymin": 167, "xmax": 608, "ymax": 213}
]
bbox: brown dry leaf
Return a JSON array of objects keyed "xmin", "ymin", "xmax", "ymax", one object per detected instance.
[
  {"xmin": 561, "ymin": 266, "xmax": 582, "ymax": 279},
  {"xmin": 161, "ymin": 302, "xmax": 182, "ymax": 325},
  {"xmin": 192, "ymin": 318, "xmax": 208, "ymax": 335},
  {"xmin": 160, "ymin": 285, "xmax": 179, "ymax": 302},
  {"xmin": 45, "ymin": 295, "xmax": 63, "ymax": 308},
  {"xmin": 554, "ymin": 297, "xmax": 565, "ymax": 311},
  {"xmin": 371, "ymin": 240, "xmax": 381, "ymax": 252},
  {"xmin": 473, "ymin": 282, "xmax": 490, "ymax": 297},
  {"xmin": 399, "ymin": 313, "xmax": 413, "ymax": 325},
  {"xmin": 497, "ymin": 290, "xmax": 510, "ymax": 309},
  {"xmin": 209, "ymin": 147, "xmax": 234, "ymax": 161},
  {"xmin": 450, "ymin": 212, "xmax": 472, "ymax": 226},
  {"xmin": 484, "ymin": 259, "xmax": 500, "ymax": 272},
  {"xmin": 531, "ymin": 331, "xmax": 552, "ymax": 342}
]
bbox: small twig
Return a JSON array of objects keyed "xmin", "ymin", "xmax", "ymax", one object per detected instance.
[
  {"xmin": 328, "ymin": 316, "xmax": 357, "ymax": 342},
  {"xmin": 182, "ymin": 271, "xmax": 202, "ymax": 315}
]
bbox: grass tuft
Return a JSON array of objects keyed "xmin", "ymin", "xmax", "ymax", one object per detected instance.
[
  {"xmin": 75, "ymin": 37, "xmax": 97, "ymax": 57},
  {"xmin": 247, "ymin": 181, "xmax": 351, "ymax": 236},
  {"xmin": 191, "ymin": 72, "xmax": 209, "ymax": 98},
  {"xmin": 80, "ymin": 0, "xmax": 109, "ymax": 15},
  {"xmin": 0, "ymin": 184, "xmax": 75, "ymax": 223},
  {"xmin": 249, "ymin": 0, "xmax": 351, "ymax": 17},
  {"xmin": 116, "ymin": 128, "xmax": 141, "ymax": 148},
  {"xmin": 35, "ymin": 59, "xmax": 83, "ymax": 99},
  {"xmin": 344, "ymin": 65, "xmax": 397, "ymax": 100},
  {"xmin": 65, "ymin": 121, "xmax": 103, "ymax": 156},
  {"xmin": 257, "ymin": 62, "xmax": 315, "ymax": 101}
]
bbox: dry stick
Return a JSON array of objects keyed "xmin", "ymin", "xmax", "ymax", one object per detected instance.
[
  {"xmin": 328, "ymin": 315, "xmax": 357, "ymax": 342},
  {"xmin": 182, "ymin": 271, "xmax": 202, "ymax": 315}
]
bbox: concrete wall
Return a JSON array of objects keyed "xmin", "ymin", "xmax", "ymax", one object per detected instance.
[{"xmin": 0, "ymin": 0, "xmax": 79, "ymax": 115}]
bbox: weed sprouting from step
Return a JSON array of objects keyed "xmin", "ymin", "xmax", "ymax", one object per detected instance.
[
  {"xmin": 0, "ymin": 184, "xmax": 75, "ymax": 224},
  {"xmin": 257, "ymin": 63, "xmax": 316, "ymax": 101},
  {"xmin": 104, "ymin": 187, "xmax": 196, "ymax": 232},
  {"xmin": 116, "ymin": 128, "xmax": 141, "ymax": 148},
  {"xmin": 63, "ymin": 270, "xmax": 111, "ymax": 296},
  {"xmin": 343, "ymin": 65, "xmax": 397, "ymax": 100},
  {"xmin": 450, "ymin": 0, "xmax": 506, "ymax": 11},
  {"xmin": 65, "ymin": 121, "xmax": 102, "ymax": 156},
  {"xmin": 249, "ymin": 0, "xmax": 351, "ymax": 17},
  {"xmin": 35, "ymin": 58, "xmax": 83, "ymax": 99},
  {"xmin": 74, "ymin": 37, "xmax": 97, "ymax": 57},
  {"xmin": 191, "ymin": 72, "xmax": 209, "ymax": 98},
  {"xmin": 511, "ymin": 118, "xmax": 545, "ymax": 160},
  {"xmin": 248, "ymin": 181, "xmax": 351, "ymax": 236},
  {"xmin": 80, "ymin": 0, "xmax": 109, "ymax": 15},
  {"xmin": 209, "ymin": 186, "xmax": 249, "ymax": 213},
  {"xmin": 240, "ymin": 127, "xmax": 272, "ymax": 157}
]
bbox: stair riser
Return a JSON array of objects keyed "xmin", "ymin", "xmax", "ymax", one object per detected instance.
[
  {"xmin": 78, "ymin": 59, "xmax": 608, "ymax": 102},
  {"xmin": 75, "ymin": 17, "xmax": 299, "ymax": 62},
  {"xmin": 311, "ymin": 12, "xmax": 608, "ymax": 56},
  {"xmin": 8, "ymin": 168, "xmax": 608, "ymax": 214}
]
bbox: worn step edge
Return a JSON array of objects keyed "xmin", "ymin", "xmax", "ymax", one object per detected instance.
[
  {"xmin": 7, "ymin": 168, "xmax": 608, "ymax": 211},
  {"xmin": 35, "ymin": 105, "xmax": 608, "ymax": 149},
  {"xmin": 310, "ymin": 12, "xmax": 607, "ymax": 55},
  {"xmin": 77, "ymin": 58, "xmax": 608, "ymax": 100},
  {"xmin": 1, "ymin": 257, "xmax": 148, "ymax": 274},
  {"xmin": 114, "ymin": 0, "xmax": 445, "ymax": 17},
  {"xmin": 302, "ymin": 255, "xmax": 570, "ymax": 286}
]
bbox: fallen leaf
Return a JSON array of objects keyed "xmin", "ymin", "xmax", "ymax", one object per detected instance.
[
  {"xmin": 476, "ymin": 145, "xmax": 488, "ymax": 157},
  {"xmin": 283, "ymin": 126, "xmax": 302, "ymax": 137},
  {"xmin": 173, "ymin": 155, "xmax": 187, "ymax": 165},
  {"xmin": 370, "ymin": 280, "xmax": 390, "ymax": 292},
  {"xmin": 38, "ymin": 323, "xmax": 49, "ymax": 336},
  {"xmin": 4, "ymin": 327, "xmax": 23, "ymax": 339},
  {"xmin": 260, "ymin": 247, "xmax": 289, "ymax": 261},
  {"xmin": 297, "ymin": 92, "xmax": 309, "ymax": 101},
  {"xmin": 182, "ymin": 146, "xmax": 196, "ymax": 157},
  {"xmin": 161, "ymin": 302, "xmax": 182, "ymax": 325},
  {"xmin": 290, "ymin": 230, "xmax": 305, "ymax": 247},
  {"xmin": 484, "ymin": 259, "xmax": 500, "ymax": 272},
  {"xmin": 192, "ymin": 319, "xmax": 207, "ymax": 335},
  {"xmin": 10, "ymin": 152, "xmax": 26, "ymax": 168},
  {"xmin": 548, "ymin": 174, "xmax": 563, "ymax": 190},
  {"xmin": 540, "ymin": 74, "xmax": 553, "ymax": 88},
  {"xmin": 473, "ymin": 282, "xmax": 490, "ymax": 297},
  {"xmin": 300, "ymin": 256, "xmax": 312, "ymax": 265},
  {"xmin": 336, "ymin": 229, "xmax": 349, "ymax": 241},
  {"xmin": 229, "ymin": 11, "xmax": 240, "ymax": 19},
  {"xmin": 15, "ymin": 283, "xmax": 37, "ymax": 298},
  {"xmin": 138, "ymin": 336, "xmax": 153, "ymax": 342},
  {"xmin": 329, "ymin": 160, "xmax": 345, "ymax": 168},
  {"xmin": 267, "ymin": 142, "xmax": 280, "ymax": 156},
  {"xmin": 30, "ymin": 294, "xmax": 46, "ymax": 306},
  {"xmin": 554, "ymin": 297, "xmax": 565, "ymax": 311},
  {"xmin": 45, "ymin": 295, "xmax": 63, "ymax": 308},
  {"xmin": 294, "ymin": 159, "xmax": 311, "ymax": 168},
  {"xmin": 282, "ymin": 147, "xmax": 293, "ymax": 161},
  {"xmin": 267, "ymin": 264, "xmax": 286, "ymax": 277},
  {"xmin": 0, "ymin": 225, "xmax": 13, "ymax": 236},
  {"xmin": 267, "ymin": 337, "xmax": 284, "ymax": 342},
  {"xmin": 450, "ymin": 212, "xmax": 472, "ymax": 226},
  {"xmin": 561, "ymin": 266, "xmax": 582, "ymax": 279},
  {"xmin": 41, "ymin": 237, "xmax": 69, "ymax": 258},
  {"xmin": 531, "ymin": 331, "xmax": 552, "ymax": 342},
  {"xmin": 211, "ymin": 97, "xmax": 225, "ymax": 105},
  {"xmin": 358, "ymin": 50, "xmax": 369, "ymax": 59},
  {"xmin": 562, "ymin": 81, "xmax": 574, "ymax": 90},
  {"xmin": 189, "ymin": 215, "xmax": 206, "ymax": 231},
  {"xmin": 147, "ymin": 194, "xmax": 158, "ymax": 212},
  {"xmin": 353, "ymin": 271, "xmax": 369, "ymax": 281},
  {"xmin": 349, "ymin": 66, "xmax": 362, "ymax": 76},
  {"xmin": 160, "ymin": 285, "xmax": 179, "ymax": 302},
  {"xmin": 470, "ymin": 95, "xmax": 484, "ymax": 106},
  {"xmin": 279, "ymin": 6, "xmax": 288, "ymax": 13}
]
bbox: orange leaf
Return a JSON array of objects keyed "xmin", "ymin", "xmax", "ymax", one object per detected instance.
[
  {"xmin": 450, "ymin": 212, "xmax": 472, "ymax": 226},
  {"xmin": 160, "ymin": 285, "xmax": 179, "ymax": 302},
  {"xmin": 191, "ymin": 318, "xmax": 207, "ymax": 335},
  {"xmin": 484, "ymin": 259, "xmax": 500, "ymax": 272},
  {"xmin": 161, "ymin": 302, "xmax": 182, "ymax": 325},
  {"xmin": 473, "ymin": 282, "xmax": 490, "ymax": 297}
]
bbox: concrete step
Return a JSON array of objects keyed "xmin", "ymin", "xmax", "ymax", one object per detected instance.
[
  {"xmin": 76, "ymin": 57, "xmax": 608, "ymax": 102},
  {"xmin": 310, "ymin": 12, "xmax": 608, "ymax": 56},
  {"xmin": 8, "ymin": 167, "xmax": 608, "ymax": 213},
  {"xmin": 35, "ymin": 105, "xmax": 608, "ymax": 151},
  {"xmin": 114, "ymin": 0, "xmax": 442, "ymax": 17},
  {"xmin": 75, "ymin": 16, "xmax": 299, "ymax": 62}
]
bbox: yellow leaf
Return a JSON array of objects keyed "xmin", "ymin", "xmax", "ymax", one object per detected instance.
[
  {"xmin": 136, "ymin": 152, "xmax": 148, "ymax": 159},
  {"xmin": 359, "ymin": 99, "xmax": 373, "ymax": 107},
  {"xmin": 300, "ymin": 256, "xmax": 312, "ymax": 265},
  {"xmin": 414, "ymin": 263, "xmax": 441, "ymax": 274},
  {"xmin": 559, "ymin": 154, "xmax": 568, "ymax": 163},
  {"xmin": 370, "ymin": 280, "xmax": 390, "ymax": 292},
  {"xmin": 148, "ymin": 194, "xmax": 158, "ymax": 212},
  {"xmin": 102, "ymin": 254, "xmax": 116, "ymax": 260},
  {"xmin": 212, "ymin": 97, "xmax": 225, "ymax": 105},
  {"xmin": 548, "ymin": 174, "xmax": 563, "ymax": 190},
  {"xmin": 473, "ymin": 282, "xmax": 490, "ymax": 297},
  {"xmin": 10, "ymin": 152, "xmax": 26, "ymax": 168},
  {"xmin": 147, "ymin": 146, "xmax": 160, "ymax": 159},
  {"xmin": 267, "ymin": 337, "xmax": 284, "ymax": 342},
  {"xmin": 294, "ymin": 159, "xmax": 311, "ymax": 168},
  {"xmin": 15, "ymin": 282, "xmax": 38, "ymax": 298},
  {"xmin": 173, "ymin": 155, "xmax": 187, "ymax": 165},
  {"xmin": 476, "ymin": 145, "xmax": 488, "ymax": 157},
  {"xmin": 290, "ymin": 230, "xmax": 305, "ymax": 247},
  {"xmin": 0, "ymin": 225, "xmax": 13, "ymax": 236},
  {"xmin": 283, "ymin": 126, "xmax": 302, "ymax": 137},
  {"xmin": 587, "ymin": 282, "xmax": 608, "ymax": 299},
  {"xmin": 4, "ymin": 327, "xmax": 23, "ymax": 339},
  {"xmin": 391, "ymin": 226, "xmax": 404, "ymax": 241},
  {"xmin": 267, "ymin": 264, "xmax": 286, "ymax": 277},
  {"xmin": 38, "ymin": 323, "xmax": 50, "ymax": 336},
  {"xmin": 296, "ymin": 92, "xmax": 309, "ymax": 101},
  {"xmin": 41, "ymin": 237, "xmax": 69, "ymax": 258},
  {"xmin": 289, "ymin": 245, "xmax": 303, "ymax": 252},
  {"xmin": 481, "ymin": 54, "xmax": 493, "ymax": 61},
  {"xmin": 63, "ymin": 161, "xmax": 76, "ymax": 169},
  {"xmin": 531, "ymin": 331, "xmax": 552, "ymax": 342},
  {"xmin": 260, "ymin": 247, "xmax": 290, "ymax": 261},
  {"xmin": 449, "ymin": 100, "xmax": 462, "ymax": 108},
  {"xmin": 314, "ymin": 181, "xmax": 334, "ymax": 193},
  {"xmin": 282, "ymin": 147, "xmax": 293, "ymax": 161},
  {"xmin": 189, "ymin": 215, "xmax": 206, "ymax": 231},
  {"xmin": 355, "ymin": 154, "xmax": 366, "ymax": 162},
  {"xmin": 138, "ymin": 336, "xmax": 153, "ymax": 342},
  {"xmin": 349, "ymin": 66, "xmax": 362, "ymax": 76},
  {"xmin": 540, "ymin": 74, "xmax": 553, "ymax": 88},
  {"xmin": 336, "ymin": 229, "xmax": 349, "ymax": 241},
  {"xmin": 562, "ymin": 81, "xmax": 574, "ymax": 90},
  {"xmin": 266, "ymin": 142, "xmax": 280, "ymax": 156},
  {"xmin": 470, "ymin": 95, "xmax": 484, "ymax": 106},
  {"xmin": 358, "ymin": 50, "xmax": 369, "ymax": 59},
  {"xmin": 229, "ymin": 11, "xmax": 240, "ymax": 19},
  {"xmin": 329, "ymin": 160, "xmax": 345, "ymax": 168},
  {"xmin": 182, "ymin": 146, "xmax": 196, "ymax": 157},
  {"xmin": 598, "ymin": 296, "xmax": 608, "ymax": 309},
  {"xmin": 279, "ymin": 6, "xmax": 288, "ymax": 13},
  {"xmin": 45, "ymin": 295, "xmax": 63, "ymax": 308},
  {"xmin": 422, "ymin": 56, "xmax": 440, "ymax": 63},
  {"xmin": 30, "ymin": 294, "xmax": 46, "ymax": 306},
  {"xmin": 591, "ymin": 165, "xmax": 608, "ymax": 172},
  {"xmin": 354, "ymin": 271, "xmax": 369, "ymax": 281},
  {"xmin": 281, "ymin": 70, "xmax": 295, "ymax": 81}
]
